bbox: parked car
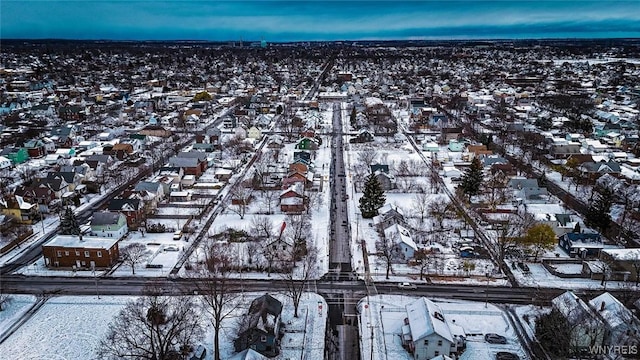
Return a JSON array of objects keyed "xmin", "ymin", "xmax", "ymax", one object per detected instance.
[
  {"xmin": 173, "ymin": 230, "xmax": 183, "ymax": 240},
  {"xmin": 397, "ymin": 282, "xmax": 418, "ymax": 290},
  {"xmin": 485, "ymin": 333, "xmax": 507, "ymax": 344},
  {"xmin": 496, "ymin": 352, "xmax": 519, "ymax": 360},
  {"xmin": 517, "ymin": 262, "xmax": 530, "ymax": 272}
]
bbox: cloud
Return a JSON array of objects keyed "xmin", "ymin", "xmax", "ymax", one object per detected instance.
[{"xmin": 1, "ymin": 0, "xmax": 639, "ymax": 40}]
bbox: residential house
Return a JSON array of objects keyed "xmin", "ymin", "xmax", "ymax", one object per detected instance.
[
  {"xmin": 281, "ymin": 171, "xmax": 310, "ymax": 189},
  {"xmin": 422, "ymin": 142, "xmax": 440, "ymax": 152},
  {"xmin": 374, "ymin": 171, "xmax": 396, "ymax": 191},
  {"xmin": 247, "ymin": 126, "xmax": 262, "ymax": 140},
  {"xmin": 288, "ymin": 162, "xmax": 308, "ymax": 175},
  {"xmin": 370, "ymin": 164, "xmax": 390, "ymax": 174},
  {"xmin": 579, "ymin": 160, "xmax": 622, "ymax": 182},
  {"xmin": 293, "ymin": 151, "xmax": 312, "ymax": 165},
  {"xmin": 402, "ymin": 297, "xmax": 463, "ymax": 359},
  {"xmin": 42, "ymin": 234, "xmax": 119, "ymax": 269},
  {"xmin": 558, "ymin": 232, "xmax": 604, "ymax": 258},
  {"xmin": 0, "ymin": 147, "xmax": 28, "ymax": 164},
  {"xmin": 0, "ymin": 195, "xmax": 39, "ymax": 224},
  {"xmin": 550, "ymin": 143, "xmax": 582, "ymax": 159},
  {"xmin": 373, "ymin": 204, "xmax": 406, "ymax": 229},
  {"xmin": 0, "ymin": 155, "xmax": 11, "ymax": 170},
  {"xmin": 588, "ymin": 292, "xmax": 640, "ymax": 352},
  {"xmin": 227, "ymin": 349, "xmax": 268, "ymax": 360},
  {"xmin": 600, "ymin": 248, "xmax": 640, "ymax": 283},
  {"xmin": 13, "ymin": 181, "xmax": 58, "ymax": 213},
  {"xmin": 384, "ymin": 223, "xmax": 418, "ymax": 261},
  {"xmin": 234, "ymin": 294, "xmax": 283, "ymax": 358},
  {"xmin": 107, "ymin": 198, "xmax": 144, "ymax": 228},
  {"xmin": 447, "ymin": 140, "xmax": 465, "ymax": 152},
  {"xmin": 48, "ymin": 125, "xmax": 76, "ymax": 147},
  {"xmin": 134, "ymin": 181, "xmax": 165, "ymax": 204},
  {"xmin": 112, "ymin": 143, "xmax": 135, "ymax": 160},
  {"xmin": 23, "ymin": 139, "xmax": 46, "ymax": 158},
  {"xmin": 280, "ymin": 183, "xmax": 307, "ymax": 213},
  {"xmin": 138, "ymin": 125, "xmax": 172, "ymax": 138},
  {"xmin": 441, "ymin": 127, "xmax": 463, "ymax": 142},
  {"xmin": 89, "ymin": 211, "xmax": 128, "ymax": 239},
  {"xmin": 295, "ymin": 137, "xmax": 319, "ymax": 150},
  {"xmin": 349, "ymin": 129, "xmax": 374, "ymax": 143},
  {"xmin": 206, "ymin": 127, "xmax": 221, "ymax": 145},
  {"xmin": 168, "ymin": 152, "xmax": 207, "ymax": 178},
  {"xmin": 551, "ymin": 291, "xmax": 606, "ymax": 352}
]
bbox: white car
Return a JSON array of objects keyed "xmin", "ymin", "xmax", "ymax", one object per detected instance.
[{"xmin": 397, "ymin": 282, "xmax": 418, "ymax": 290}]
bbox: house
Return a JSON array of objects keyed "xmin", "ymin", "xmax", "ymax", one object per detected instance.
[
  {"xmin": 42, "ymin": 234, "xmax": 119, "ymax": 269},
  {"xmin": 447, "ymin": 140, "xmax": 465, "ymax": 152},
  {"xmin": 441, "ymin": 127, "xmax": 463, "ymax": 142},
  {"xmin": 295, "ymin": 137, "xmax": 319, "ymax": 150},
  {"xmin": 422, "ymin": 142, "xmax": 440, "ymax": 152},
  {"xmin": 0, "ymin": 147, "xmax": 28, "ymax": 164},
  {"xmin": 288, "ymin": 162, "xmax": 308, "ymax": 175},
  {"xmin": 280, "ymin": 169, "xmax": 308, "ymax": 189},
  {"xmin": 373, "ymin": 204, "xmax": 406, "ymax": 229},
  {"xmin": 558, "ymin": 232, "xmax": 604, "ymax": 258},
  {"xmin": 349, "ymin": 129, "xmax": 374, "ymax": 143},
  {"xmin": 588, "ymin": 292, "xmax": 640, "ymax": 352},
  {"xmin": 374, "ymin": 171, "xmax": 396, "ymax": 191},
  {"xmin": 0, "ymin": 155, "xmax": 11, "ymax": 170},
  {"xmin": 206, "ymin": 127, "xmax": 221, "ymax": 145},
  {"xmin": 384, "ymin": 223, "xmax": 418, "ymax": 260},
  {"xmin": 227, "ymin": 349, "xmax": 268, "ymax": 360},
  {"xmin": 280, "ymin": 183, "xmax": 307, "ymax": 213},
  {"xmin": 48, "ymin": 125, "xmax": 76, "ymax": 147},
  {"xmin": 551, "ymin": 291, "xmax": 606, "ymax": 351},
  {"xmin": 138, "ymin": 125, "xmax": 172, "ymax": 138},
  {"xmin": 600, "ymin": 248, "xmax": 640, "ymax": 283},
  {"xmin": 112, "ymin": 143, "xmax": 135, "ymax": 160},
  {"xmin": 402, "ymin": 297, "xmax": 463, "ymax": 359},
  {"xmin": 168, "ymin": 153, "xmax": 207, "ymax": 178},
  {"xmin": 107, "ymin": 198, "xmax": 144, "ymax": 228},
  {"xmin": 247, "ymin": 126, "xmax": 262, "ymax": 140},
  {"xmin": 290, "ymin": 151, "xmax": 309, "ymax": 164},
  {"xmin": 134, "ymin": 181, "xmax": 165, "ymax": 203},
  {"xmin": 13, "ymin": 181, "xmax": 58, "ymax": 214},
  {"xmin": 234, "ymin": 294, "xmax": 283, "ymax": 358},
  {"xmin": 550, "ymin": 143, "xmax": 582, "ymax": 159},
  {"xmin": 0, "ymin": 195, "xmax": 39, "ymax": 224},
  {"xmin": 579, "ymin": 160, "xmax": 622, "ymax": 182},
  {"xmin": 89, "ymin": 211, "xmax": 128, "ymax": 239},
  {"xmin": 370, "ymin": 164, "xmax": 389, "ymax": 174},
  {"xmin": 23, "ymin": 139, "xmax": 46, "ymax": 158}
]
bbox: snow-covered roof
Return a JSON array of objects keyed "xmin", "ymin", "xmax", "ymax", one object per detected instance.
[
  {"xmin": 44, "ymin": 234, "xmax": 119, "ymax": 249},
  {"xmin": 405, "ymin": 297, "xmax": 454, "ymax": 343},
  {"xmin": 588, "ymin": 292, "xmax": 638, "ymax": 330},
  {"xmin": 384, "ymin": 224, "xmax": 418, "ymax": 251},
  {"xmin": 601, "ymin": 248, "xmax": 640, "ymax": 261}
]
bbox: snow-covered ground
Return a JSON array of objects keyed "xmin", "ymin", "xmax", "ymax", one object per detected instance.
[
  {"xmin": 0, "ymin": 294, "xmax": 37, "ymax": 335},
  {"xmin": 358, "ymin": 295, "xmax": 530, "ymax": 360},
  {"xmin": 0, "ymin": 292, "xmax": 327, "ymax": 360}
]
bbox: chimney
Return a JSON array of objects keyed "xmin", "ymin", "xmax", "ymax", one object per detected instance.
[
  {"xmin": 79, "ymin": 233, "xmax": 83, "ymax": 242},
  {"xmin": 600, "ymin": 301, "xmax": 605, "ymax": 312}
]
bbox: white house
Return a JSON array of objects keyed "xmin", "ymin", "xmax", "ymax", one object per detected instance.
[
  {"xmin": 247, "ymin": 126, "xmax": 262, "ymax": 140},
  {"xmin": 402, "ymin": 297, "xmax": 462, "ymax": 359},
  {"xmin": 588, "ymin": 292, "xmax": 640, "ymax": 352},
  {"xmin": 89, "ymin": 211, "xmax": 128, "ymax": 240},
  {"xmin": 0, "ymin": 155, "xmax": 12, "ymax": 170},
  {"xmin": 384, "ymin": 224, "xmax": 418, "ymax": 260}
]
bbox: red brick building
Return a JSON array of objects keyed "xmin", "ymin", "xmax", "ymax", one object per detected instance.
[{"xmin": 42, "ymin": 235, "xmax": 120, "ymax": 269}]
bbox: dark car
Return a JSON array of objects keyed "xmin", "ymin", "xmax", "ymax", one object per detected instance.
[
  {"xmin": 517, "ymin": 262, "xmax": 530, "ymax": 272},
  {"xmin": 496, "ymin": 352, "xmax": 519, "ymax": 360},
  {"xmin": 485, "ymin": 333, "xmax": 507, "ymax": 344}
]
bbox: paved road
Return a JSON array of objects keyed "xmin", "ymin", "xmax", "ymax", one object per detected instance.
[{"xmin": 327, "ymin": 102, "xmax": 353, "ymax": 278}]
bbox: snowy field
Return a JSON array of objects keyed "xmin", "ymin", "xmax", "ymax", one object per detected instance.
[
  {"xmin": 0, "ymin": 292, "xmax": 327, "ymax": 360},
  {"xmin": 0, "ymin": 295, "xmax": 131, "ymax": 360},
  {"xmin": 358, "ymin": 295, "xmax": 530, "ymax": 360}
]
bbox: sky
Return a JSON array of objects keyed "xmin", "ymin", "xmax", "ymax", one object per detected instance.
[{"xmin": 1, "ymin": 1, "xmax": 640, "ymax": 42}]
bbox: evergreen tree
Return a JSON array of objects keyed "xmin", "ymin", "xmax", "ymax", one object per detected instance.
[
  {"xmin": 586, "ymin": 187, "xmax": 613, "ymax": 234},
  {"xmin": 60, "ymin": 206, "xmax": 81, "ymax": 235},
  {"xmin": 359, "ymin": 174, "xmax": 386, "ymax": 218},
  {"xmin": 460, "ymin": 157, "xmax": 483, "ymax": 199}
]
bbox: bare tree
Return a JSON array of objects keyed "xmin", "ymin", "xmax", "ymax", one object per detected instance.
[
  {"xmin": 120, "ymin": 243, "xmax": 151, "ymax": 275},
  {"xmin": 429, "ymin": 196, "xmax": 453, "ymax": 231},
  {"xmin": 375, "ymin": 234, "xmax": 398, "ymax": 280},
  {"xmin": 495, "ymin": 213, "xmax": 534, "ymax": 267},
  {"xmin": 249, "ymin": 216, "xmax": 274, "ymax": 240},
  {"xmin": 411, "ymin": 192, "xmax": 430, "ymax": 224},
  {"xmin": 357, "ymin": 148, "xmax": 378, "ymax": 169},
  {"xmin": 225, "ymin": 180, "xmax": 253, "ymax": 219},
  {"xmin": 97, "ymin": 289, "xmax": 204, "ymax": 360},
  {"xmin": 191, "ymin": 241, "xmax": 241, "ymax": 360},
  {"xmin": 280, "ymin": 246, "xmax": 318, "ymax": 318}
]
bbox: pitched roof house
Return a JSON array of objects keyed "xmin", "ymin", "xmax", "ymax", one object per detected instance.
[{"xmin": 234, "ymin": 294, "xmax": 283, "ymax": 358}]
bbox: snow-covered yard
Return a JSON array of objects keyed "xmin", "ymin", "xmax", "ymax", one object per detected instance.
[
  {"xmin": 0, "ymin": 292, "xmax": 327, "ymax": 360},
  {"xmin": 358, "ymin": 295, "xmax": 530, "ymax": 360}
]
